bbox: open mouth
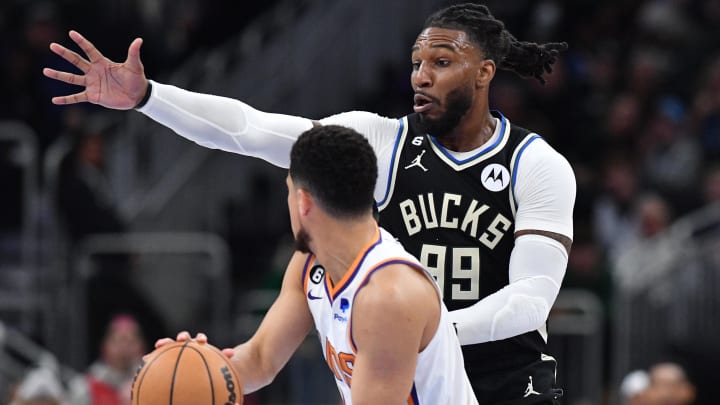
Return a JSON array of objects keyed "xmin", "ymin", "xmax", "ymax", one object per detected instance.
[{"xmin": 413, "ymin": 93, "xmax": 435, "ymax": 113}]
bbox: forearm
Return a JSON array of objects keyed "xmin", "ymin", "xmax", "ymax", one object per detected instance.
[
  {"xmin": 138, "ymin": 81, "xmax": 313, "ymax": 167},
  {"xmin": 448, "ymin": 234, "xmax": 568, "ymax": 345},
  {"xmin": 230, "ymin": 340, "xmax": 277, "ymax": 394}
]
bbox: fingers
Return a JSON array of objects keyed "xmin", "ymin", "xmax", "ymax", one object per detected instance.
[
  {"xmin": 176, "ymin": 331, "xmax": 192, "ymax": 341},
  {"xmin": 42, "ymin": 68, "xmax": 85, "ymax": 86},
  {"xmin": 68, "ymin": 30, "xmax": 104, "ymax": 63},
  {"xmin": 176, "ymin": 331, "xmax": 208, "ymax": 343},
  {"xmin": 51, "ymin": 91, "xmax": 88, "ymax": 105},
  {"xmin": 222, "ymin": 348, "xmax": 235, "ymax": 359},
  {"xmin": 153, "ymin": 331, "xmax": 210, "ymax": 351},
  {"xmin": 154, "ymin": 337, "xmax": 175, "ymax": 349},
  {"xmin": 49, "ymin": 43, "xmax": 91, "ymax": 73}
]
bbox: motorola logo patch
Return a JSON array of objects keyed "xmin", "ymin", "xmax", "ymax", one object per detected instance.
[{"xmin": 481, "ymin": 164, "xmax": 510, "ymax": 192}]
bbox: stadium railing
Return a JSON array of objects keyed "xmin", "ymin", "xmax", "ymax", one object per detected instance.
[
  {"xmin": 0, "ymin": 122, "xmax": 43, "ymax": 339},
  {"xmin": 57, "ymin": 232, "xmax": 232, "ymax": 369}
]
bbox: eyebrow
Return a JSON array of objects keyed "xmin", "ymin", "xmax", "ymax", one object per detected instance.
[{"xmin": 411, "ymin": 42, "xmax": 459, "ymax": 53}]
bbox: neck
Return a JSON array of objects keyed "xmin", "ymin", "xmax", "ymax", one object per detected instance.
[
  {"xmin": 436, "ymin": 108, "xmax": 496, "ymax": 152},
  {"xmin": 309, "ymin": 217, "xmax": 378, "ymax": 284}
]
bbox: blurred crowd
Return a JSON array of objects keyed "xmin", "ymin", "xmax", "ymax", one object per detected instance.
[
  {"xmin": 0, "ymin": 0, "xmax": 276, "ymax": 154},
  {"xmin": 1, "ymin": 0, "xmax": 720, "ymax": 404},
  {"xmin": 620, "ymin": 363, "xmax": 696, "ymax": 405}
]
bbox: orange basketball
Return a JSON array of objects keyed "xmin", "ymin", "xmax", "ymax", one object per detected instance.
[{"xmin": 131, "ymin": 340, "xmax": 242, "ymax": 405}]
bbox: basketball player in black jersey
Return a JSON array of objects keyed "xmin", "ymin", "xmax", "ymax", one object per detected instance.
[{"xmin": 44, "ymin": 3, "xmax": 575, "ymax": 404}]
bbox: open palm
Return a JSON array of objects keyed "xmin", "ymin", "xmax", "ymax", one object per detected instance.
[{"xmin": 43, "ymin": 30, "xmax": 148, "ymax": 110}]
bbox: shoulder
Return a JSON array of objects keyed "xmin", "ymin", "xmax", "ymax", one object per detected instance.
[
  {"xmin": 514, "ymin": 135, "xmax": 575, "ymax": 184},
  {"xmin": 354, "ymin": 263, "xmax": 435, "ymax": 314},
  {"xmin": 319, "ymin": 110, "xmax": 397, "ymax": 124},
  {"xmin": 319, "ymin": 111, "xmax": 400, "ymax": 133}
]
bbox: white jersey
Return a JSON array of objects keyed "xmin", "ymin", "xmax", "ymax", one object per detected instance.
[{"xmin": 301, "ymin": 227, "xmax": 477, "ymax": 405}]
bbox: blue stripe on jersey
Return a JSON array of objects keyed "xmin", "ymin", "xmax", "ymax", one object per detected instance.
[
  {"xmin": 428, "ymin": 111, "xmax": 507, "ymax": 164},
  {"xmin": 377, "ymin": 117, "xmax": 405, "ymax": 208},
  {"xmin": 300, "ymin": 253, "xmax": 314, "ymax": 290},
  {"xmin": 409, "ymin": 383, "xmax": 420, "ymax": 405},
  {"xmin": 511, "ymin": 134, "xmax": 542, "ymax": 209}
]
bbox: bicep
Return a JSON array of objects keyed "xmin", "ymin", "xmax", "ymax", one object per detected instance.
[{"xmin": 513, "ymin": 139, "xmax": 576, "ymax": 251}]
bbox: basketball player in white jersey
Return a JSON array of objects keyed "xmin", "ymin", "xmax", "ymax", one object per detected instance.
[
  {"xmin": 158, "ymin": 125, "xmax": 477, "ymax": 404},
  {"xmin": 45, "ymin": 3, "xmax": 574, "ymax": 403}
]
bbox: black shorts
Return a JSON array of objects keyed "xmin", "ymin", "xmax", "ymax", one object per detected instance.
[{"xmin": 469, "ymin": 354, "xmax": 563, "ymax": 405}]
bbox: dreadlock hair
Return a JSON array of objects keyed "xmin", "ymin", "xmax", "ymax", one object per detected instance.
[{"xmin": 424, "ymin": 3, "xmax": 568, "ymax": 84}]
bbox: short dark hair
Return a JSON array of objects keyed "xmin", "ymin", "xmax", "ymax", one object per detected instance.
[
  {"xmin": 424, "ymin": 3, "xmax": 568, "ymax": 84},
  {"xmin": 290, "ymin": 125, "xmax": 377, "ymax": 218}
]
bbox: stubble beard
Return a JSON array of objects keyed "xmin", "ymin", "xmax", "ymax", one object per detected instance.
[
  {"xmin": 294, "ymin": 227, "xmax": 312, "ymax": 254},
  {"xmin": 417, "ymin": 85, "xmax": 473, "ymax": 137}
]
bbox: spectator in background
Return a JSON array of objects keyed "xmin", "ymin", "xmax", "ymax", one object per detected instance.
[
  {"xmin": 56, "ymin": 120, "xmax": 126, "ymax": 242},
  {"xmin": 604, "ymin": 93, "xmax": 644, "ymax": 152},
  {"xmin": 10, "ymin": 367, "xmax": 66, "ymax": 405},
  {"xmin": 68, "ymin": 314, "xmax": 146, "ymax": 405},
  {"xmin": 612, "ymin": 193, "xmax": 674, "ymax": 291},
  {"xmin": 690, "ymin": 55, "xmax": 720, "ymax": 161},
  {"xmin": 593, "ymin": 153, "xmax": 642, "ymax": 262},
  {"xmin": 639, "ymin": 97, "xmax": 702, "ymax": 215},
  {"xmin": 55, "ymin": 120, "xmax": 165, "ymax": 365},
  {"xmin": 645, "ymin": 362, "xmax": 696, "ymax": 405},
  {"xmin": 620, "ymin": 369, "xmax": 651, "ymax": 405},
  {"xmin": 701, "ymin": 164, "xmax": 720, "ymax": 205}
]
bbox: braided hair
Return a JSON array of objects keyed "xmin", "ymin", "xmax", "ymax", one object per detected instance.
[{"xmin": 424, "ymin": 3, "xmax": 568, "ymax": 84}]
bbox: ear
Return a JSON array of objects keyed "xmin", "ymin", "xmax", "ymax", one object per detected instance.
[
  {"xmin": 476, "ymin": 59, "xmax": 496, "ymax": 88},
  {"xmin": 297, "ymin": 188, "xmax": 314, "ymax": 217}
]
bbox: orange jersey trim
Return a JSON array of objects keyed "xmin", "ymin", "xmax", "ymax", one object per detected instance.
[{"xmin": 324, "ymin": 225, "xmax": 381, "ymax": 303}]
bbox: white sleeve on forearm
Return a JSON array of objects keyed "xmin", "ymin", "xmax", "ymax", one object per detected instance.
[
  {"xmin": 447, "ymin": 234, "xmax": 568, "ymax": 345},
  {"xmin": 137, "ymin": 80, "xmax": 314, "ymax": 168}
]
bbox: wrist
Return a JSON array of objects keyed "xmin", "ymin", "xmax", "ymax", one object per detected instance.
[{"xmin": 134, "ymin": 81, "xmax": 152, "ymax": 109}]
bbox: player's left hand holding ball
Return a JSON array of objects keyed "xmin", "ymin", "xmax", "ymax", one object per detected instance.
[{"xmin": 132, "ymin": 331, "xmax": 242, "ymax": 405}]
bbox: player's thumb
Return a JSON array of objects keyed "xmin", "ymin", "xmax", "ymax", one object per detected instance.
[
  {"xmin": 126, "ymin": 38, "xmax": 144, "ymax": 70},
  {"xmin": 222, "ymin": 348, "xmax": 235, "ymax": 359}
]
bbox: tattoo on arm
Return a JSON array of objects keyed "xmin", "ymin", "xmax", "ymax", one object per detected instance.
[{"xmin": 515, "ymin": 229, "xmax": 572, "ymax": 254}]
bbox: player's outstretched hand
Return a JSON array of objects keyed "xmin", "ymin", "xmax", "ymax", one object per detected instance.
[{"xmin": 42, "ymin": 30, "xmax": 148, "ymax": 110}]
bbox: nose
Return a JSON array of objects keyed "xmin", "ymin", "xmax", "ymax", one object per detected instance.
[{"xmin": 412, "ymin": 62, "xmax": 432, "ymax": 89}]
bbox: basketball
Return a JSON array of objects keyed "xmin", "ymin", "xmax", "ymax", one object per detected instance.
[{"xmin": 131, "ymin": 340, "xmax": 242, "ymax": 405}]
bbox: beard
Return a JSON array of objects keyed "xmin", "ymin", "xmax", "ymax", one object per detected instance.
[
  {"xmin": 417, "ymin": 85, "xmax": 473, "ymax": 137},
  {"xmin": 294, "ymin": 227, "xmax": 312, "ymax": 254}
]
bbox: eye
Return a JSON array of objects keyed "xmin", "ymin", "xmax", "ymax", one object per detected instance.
[
  {"xmin": 412, "ymin": 60, "xmax": 421, "ymax": 71},
  {"xmin": 436, "ymin": 59, "xmax": 450, "ymax": 67}
]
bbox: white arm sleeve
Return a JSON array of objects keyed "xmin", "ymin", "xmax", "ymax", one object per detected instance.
[
  {"xmin": 138, "ymin": 80, "xmax": 314, "ymax": 168},
  {"xmin": 448, "ymin": 234, "xmax": 568, "ymax": 345}
]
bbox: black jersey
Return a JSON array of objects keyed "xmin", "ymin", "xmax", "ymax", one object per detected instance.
[{"xmin": 378, "ymin": 111, "xmax": 547, "ymax": 372}]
